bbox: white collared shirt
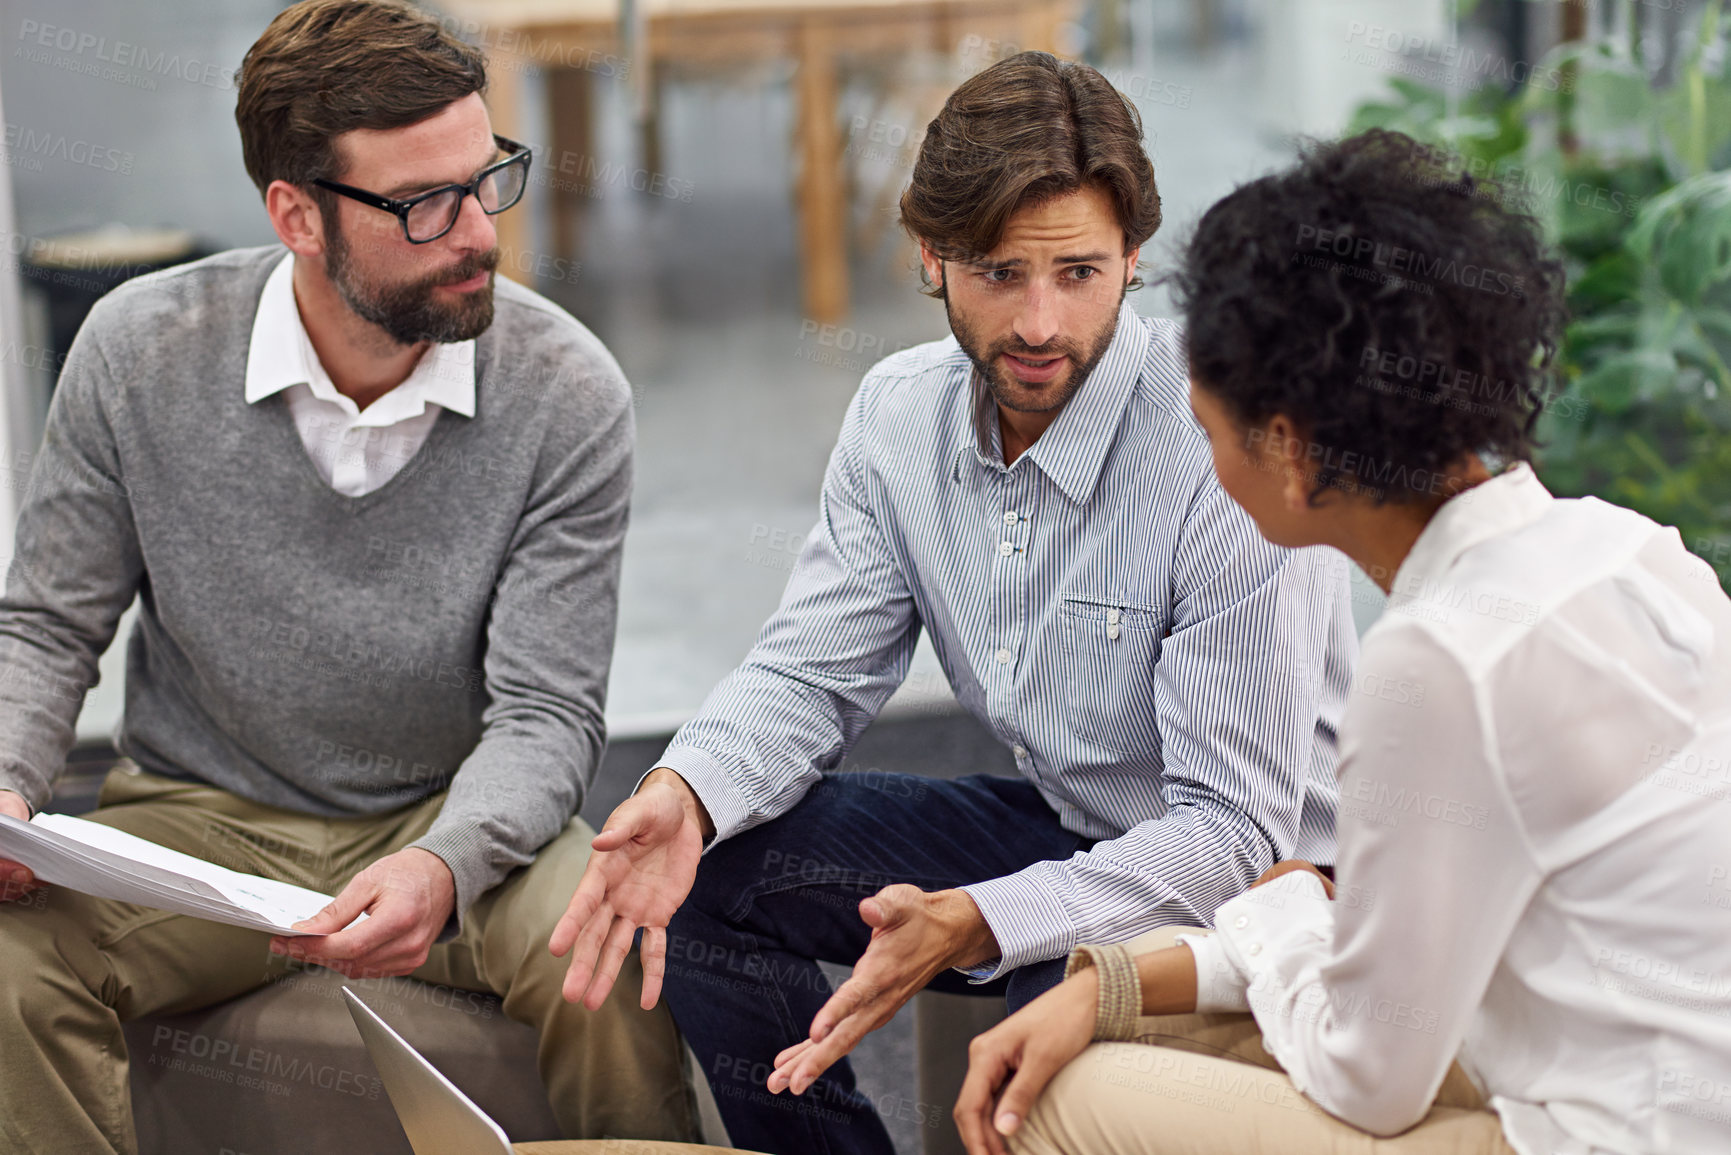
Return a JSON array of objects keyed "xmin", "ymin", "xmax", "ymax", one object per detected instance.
[
  {"xmin": 1185, "ymin": 464, "xmax": 1731, "ymax": 1154},
  {"xmin": 244, "ymin": 253, "xmax": 475, "ymax": 496}
]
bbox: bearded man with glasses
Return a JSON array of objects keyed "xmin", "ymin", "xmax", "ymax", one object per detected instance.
[{"xmin": 0, "ymin": 3, "xmax": 700, "ymax": 1153}]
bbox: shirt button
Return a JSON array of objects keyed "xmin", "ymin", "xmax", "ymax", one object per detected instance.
[
  {"xmin": 995, "ymin": 648, "xmax": 1012, "ymax": 665},
  {"xmin": 1233, "ymin": 916, "xmax": 1249, "ymax": 930},
  {"xmin": 1013, "ymin": 744, "xmax": 1028, "ymax": 759},
  {"xmin": 1003, "ymin": 511, "xmax": 1019, "ymax": 525},
  {"xmin": 997, "ymin": 541, "xmax": 1014, "ymax": 557},
  {"xmin": 1247, "ymin": 943, "xmax": 1263, "ymax": 956}
]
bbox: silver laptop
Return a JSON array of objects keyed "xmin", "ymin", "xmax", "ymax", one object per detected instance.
[{"xmin": 342, "ymin": 986, "xmax": 515, "ymax": 1155}]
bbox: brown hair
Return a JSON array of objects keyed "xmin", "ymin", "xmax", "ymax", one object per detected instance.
[
  {"xmin": 235, "ymin": 0, "xmax": 487, "ymax": 197},
  {"xmin": 900, "ymin": 51, "xmax": 1161, "ymax": 294}
]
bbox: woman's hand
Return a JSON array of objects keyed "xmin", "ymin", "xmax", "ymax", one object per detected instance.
[{"xmin": 953, "ymin": 967, "xmax": 1098, "ymax": 1155}]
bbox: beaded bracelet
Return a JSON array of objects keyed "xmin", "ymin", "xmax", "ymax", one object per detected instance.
[{"xmin": 1065, "ymin": 942, "xmax": 1142, "ymax": 1042}]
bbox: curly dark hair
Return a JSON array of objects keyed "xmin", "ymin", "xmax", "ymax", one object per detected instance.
[{"xmin": 1167, "ymin": 129, "xmax": 1568, "ymax": 504}]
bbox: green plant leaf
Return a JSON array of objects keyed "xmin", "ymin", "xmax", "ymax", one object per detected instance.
[
  {"xmin": 1574, "ymin": 349, "xmax": 1678, "ymax": 413},
  {"xmin": 1566, "ymin": 251, "xmax": 1643, "ymax": 310},
  {"xmin": 1342, "ymin": 5, "xmax": 1731, "ymax": 586},
  {"xmin": 1655, "ymin": 78, "xmax": 1731, "ymax": 177},
  {"xmin": 1695, "ymin": 307, "xmax": 1731, "ymax": 345},
  {"xmin": 1572, "ymin": 58, "xmax": 1655, "ymax": 133},
  {"xmin": 1625, "ymin": 172, "xmax": 1731, "ymax": 305},
  {"xmin": 1670, "ymin": 318, "xmax": 1731, "ymax": 392}
]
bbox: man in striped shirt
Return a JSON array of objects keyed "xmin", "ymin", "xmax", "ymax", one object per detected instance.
[{"xmin": 552, "ymin": 52, "xmax": 1355, "ymax": 1155}]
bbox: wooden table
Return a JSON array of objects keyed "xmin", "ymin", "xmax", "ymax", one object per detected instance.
[{"xmin": 434, "ymin": 0, "xmax": 1075, "ymax": 322}]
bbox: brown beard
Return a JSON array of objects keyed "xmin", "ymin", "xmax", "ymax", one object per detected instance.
[
  {"xmin": 324, "ymin": 221, "xmax": 500, "ymax": 346},
  {"xmin": 945, "ymin": 279, "xmax": 1125, "ymax": 418}
]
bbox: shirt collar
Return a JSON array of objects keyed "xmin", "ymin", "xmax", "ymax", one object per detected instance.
[
  {"xmin": 1389, "ymin": 462, "xmax": 1553, "ymax": 602},
  {"xmin": 244, "ymin": 251, "xmax": 476, "ymax": 421},
  {"xmin": 962, "ymin": 299, "xmax": 1149, "ymax": 506}
]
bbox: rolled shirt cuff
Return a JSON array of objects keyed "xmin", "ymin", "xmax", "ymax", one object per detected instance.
[
  {"xmin": 1192, "ymin": 869, "xmax": 1333, "ymax": 1014},
  {"xmin": 958, "ymin": 870, "xmax": 1077, "ymax": 982},
  {"xmin": 1178, "ymin": 930, "xmax": 1251, "ymax": 1013}
]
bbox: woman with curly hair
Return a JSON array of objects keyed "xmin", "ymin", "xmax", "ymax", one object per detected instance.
[{"xmin": 953, "ymin": 128, "xmax": 1731, "ymax": 1155}]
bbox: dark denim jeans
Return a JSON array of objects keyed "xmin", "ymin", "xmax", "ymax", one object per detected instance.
[{"xmin": 662, "ymin": 772, "xmax": 1092, "ymax": 1155}]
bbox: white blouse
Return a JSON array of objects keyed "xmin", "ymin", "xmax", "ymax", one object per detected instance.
[{"xmin": 1184, "ymin": 464, "xmax": 1731, "ymax": 1155}]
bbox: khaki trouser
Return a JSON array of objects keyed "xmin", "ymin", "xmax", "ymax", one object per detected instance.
[
  {"xmin": 0, "ymin": 766, "xmax": 700, "ymax": 1155},
  {"xmin": 1010, "ymin": 929, "xmax": 1516, "ymax": 1155}
]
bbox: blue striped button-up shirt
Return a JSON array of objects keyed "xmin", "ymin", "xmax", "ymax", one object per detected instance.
[{"xmin": 660, "ymin": 302, "xmax": 1356, "ymax": 977}]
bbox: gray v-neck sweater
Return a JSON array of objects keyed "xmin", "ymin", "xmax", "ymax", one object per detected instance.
[{"xmin": 0, "ymin": 246, "xmax": 634, "ymax": 918}]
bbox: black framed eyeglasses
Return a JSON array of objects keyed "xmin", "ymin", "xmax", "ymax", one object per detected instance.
[{"xmin": 312, "ymin": 135, "xmax": 533, "ymax": 244}]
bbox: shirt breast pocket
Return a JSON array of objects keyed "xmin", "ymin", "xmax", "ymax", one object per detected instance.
[{"xmin": 1056, "ymin": 596, "xmax": 1166, "ymax": 758}]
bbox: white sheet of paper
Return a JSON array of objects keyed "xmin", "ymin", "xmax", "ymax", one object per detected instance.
[{"xmin": 0, "ymin": 813, "xmax": 346, "ymax": 935}]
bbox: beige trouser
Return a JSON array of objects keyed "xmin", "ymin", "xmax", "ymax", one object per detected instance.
[
  {"xmin": 0, "ymin": 766, "xmax": 700, "ymax": 1155},
  {"xmin": 1010, "ymin": 929, "xmax": 1516, "ymax": 1155}
]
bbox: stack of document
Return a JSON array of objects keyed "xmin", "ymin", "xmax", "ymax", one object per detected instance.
[{"xmin": 0, "ymin": 812, "xmax": 354, "ymax": 935}]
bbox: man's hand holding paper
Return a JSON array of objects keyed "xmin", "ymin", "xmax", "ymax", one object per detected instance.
[
  {"xmin": 270, "ymin": 847, "xmax": 456, "ymax": 979},
  {"xmin": 0, "ymin": 790, "xmax": 38, "ymax": 902},
  {"xmin": 0, "ymin": 808, "xmax": 358, "ymax": 935}
]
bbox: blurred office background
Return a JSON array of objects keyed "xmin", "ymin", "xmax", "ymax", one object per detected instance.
[
  {"xmin": 17, "ymin": 0, "xmax": 1717, "ymax": 755},
  {"xmin": 2, "ymin": 1, "xmax": 1729, "ymax": 1150}
]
